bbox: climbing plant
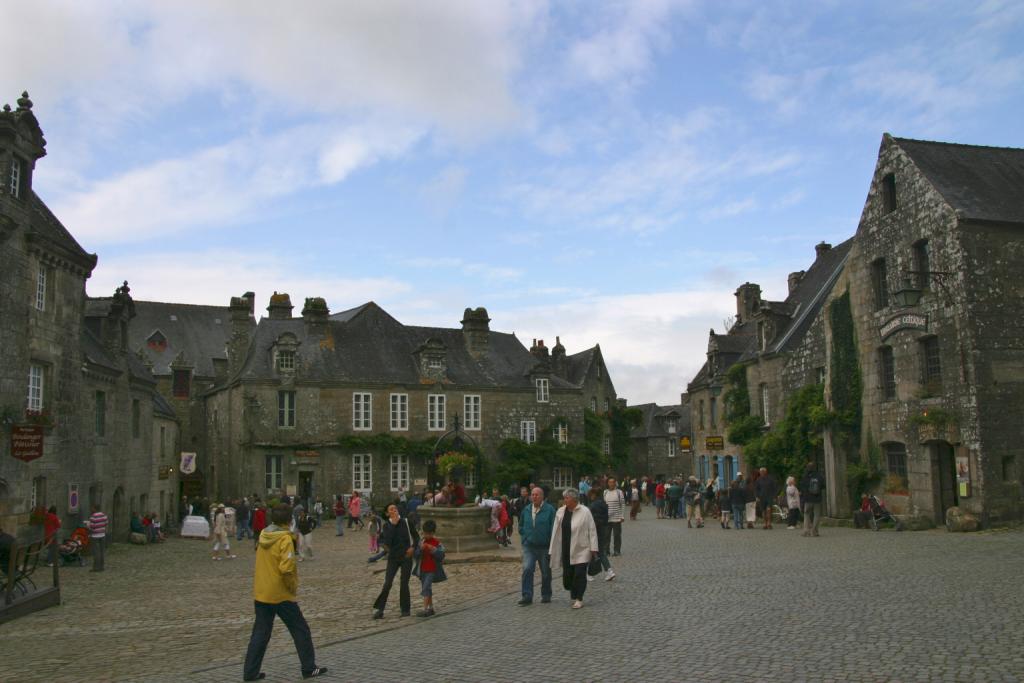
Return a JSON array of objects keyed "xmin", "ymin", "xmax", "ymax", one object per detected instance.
[
  {"xmin": 828, "ymin": 290, "xmax": 862, "ymax": 454},
  {"xmin": 724, "ymin": 363, "xmax": 763, "ymax": 445},
  {"xmin": 609, "ymin": 405, "xmax": 643, "ymax": 464},
  {"xmin": 745, "ymin": 383, "xmax": 829, "ymax": 479}
]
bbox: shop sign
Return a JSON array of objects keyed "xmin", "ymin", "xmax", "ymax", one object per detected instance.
[
  {"xmin": 705, "ymin": 436, "xmax": 724, "ymax": 450},
  {"xmin": 880, "ymin": 313, "xmax": 927, "ymax": 340},
  {"xmin": 11, "ymin": 425, "xmax": 44, "ymax": 462},
  {"xmin": 956, "ymin": 452, "xmax": 971, "ymax": 498},
  {"xmin": 679, "ymin": 436, "xmax": 692, "ymax": 451},
  {"xmin": 180, "ymin": 452, "xmax": 197, "ymax": 474}
]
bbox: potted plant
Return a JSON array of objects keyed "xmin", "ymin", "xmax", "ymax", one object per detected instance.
[{"xmin": 437, "ymin": 451, "xmax": 475, "ymax": 480}]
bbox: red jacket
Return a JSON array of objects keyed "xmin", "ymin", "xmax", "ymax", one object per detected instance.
[
  {"xmin": 252, "ymin": 507, "xmax": 268, "ymax": 534},
  {"xmin": 44, "ymin": 512, "xmax": 61, "ymax": 543}
]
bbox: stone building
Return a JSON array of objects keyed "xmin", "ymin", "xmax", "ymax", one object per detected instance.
[
  {"xmin": 204, "ymin": 297, "xmax": 617, "ymax": 506},
  {"xmin": 821, "ymin": 135, "xmax": 1024, "ymax": 526},
  {"xmin": 0, "ymin": 93, "xmax": 177, "ymax": 539},
  {"xmin": 628, "ymin": 397, "xmax": 691, "ymax": 480}
]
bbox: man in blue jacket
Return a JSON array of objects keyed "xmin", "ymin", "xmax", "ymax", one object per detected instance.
[{"xmin": 518, "ymin": 486, "xmax": 555, "ymax": 605}]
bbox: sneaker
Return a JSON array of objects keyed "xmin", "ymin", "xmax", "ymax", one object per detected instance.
[
  {"xmin": 787, "ymin": 526, "xmax": 795, "ymax": 530},
  {"xmin": 400, "ymin": 611, "xmax": 411, "ymax": 617},
  {"xmin": 372, "ymin": 609, "xmax": 384, "ymax": 619},
  {"xmin": 586, "ymin": 574, "xmax": 595, "ymax": 583},
  {"xmin": 572, "ymin": 600, "xmax": 583, "ymax": 609},
  {"xmin": 229, "ymin": 554, "xmax": 237, "ymax": 559},
  {"xmin": 243, "ymin": 674, "xmax": 266, "ymax": 681},
  {"xmin": 416, "ymin": 608, "xmax": 435, "ymax": 617},
  {"xmin": 540, "ymin": 596, "xmax": 552, "ymax": 603},
  {"xmin": 605, "ymin": 569, "xmax": 616, "ymax": 581},
  {"xmin": 517, "ymin": 598, "xmax": 532, "ymax": 606},
  {"xmin": 303, "ymin": 666, "xmax": 328, "ymax": 678}
]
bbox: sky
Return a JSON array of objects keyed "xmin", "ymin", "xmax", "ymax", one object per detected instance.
[{"xmin": 2, "ymin": 1, "xmax": 1023, "ymax": 406}]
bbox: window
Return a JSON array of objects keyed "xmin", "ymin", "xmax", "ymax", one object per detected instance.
[
  {"xmin": 278, "ymin": 390, "xmax": 295, "ymax": 428},
  {"xmin": 464, "ymin": 395, "xmax": 481, "ymax": 430},
  {"xmin": 553, "ymin": 467, "xmax": 573, "ymax": 490},
  {"xmin": 521, "ymin": 420, "xmax": 536, "ymax": 444},
  {"xmin": 604, "ymin": 398, "xmax": 610, "ymax": 413},
  {"xmin": 160, "ymin": 426, "xmax": 167, "ymax": 459},
  {"xmin": 882, "ymin": 173, "xmax": 897, "ymax": 214},
  {"xmin": 597, "ymin": 362, "xmax": 602, "ymax": 379},
  {"xmin": 172, "ymin": 369, "xmax": 191, "ymax": 398},
  {"xmin": 428, "ymin": 394, "xmax": 446, "ymax": 431},
  {"xmin": 710, "ymin": 397, "xmax": 718, "ymax": 428},
  {"xmin": 590, "ymin": 397, "xmax": 597, "ymax": 412},
  {"xmin": 760, "ymin": 383, "xmax": 770, "ymax": 426},
  {"xmin": 665, "ymin": 418, "xmax": 677, "ymax": 434},
  {"xmin": 31, "ymin": 476, "xmax": 45, "ymax": 510},
  {"xmin": 27, "ymin": 364, "xmax": 44, "ymax": 412},
  {"xmin": 265, "ymin": 454, "xmax": 283, "ymax": 491},
  {"xmin": 553, "ymin": 422, "xmax": 568, "ymax": 444},
  {"xmin": 95, "ymin": 391, "xmax": 106, "ymax": 437},
  {"xmin": 757, "ymin": 321, "xmax": 767, "ymax": 351},
  {"xmin": 390, "ymin": 454, "xmax": 410, "ymax": 491},
  {"xmin": 276, "ymin": 349, "xmax": 295, "ymax": 371},
  {"xmin": 35, "ymin": 268, "xmax": 46, "ymax": 311},
  {"xmin": 1002, "ymin": 455, "xmax": 1016, "ymax": 482},
  {"xmin": 885, "ymin": 443, "xmax": 908, "ymax": 490},
  {"xmin": 667, "ymin": 439, "xmax": 677, "ymax": 458},
  {"xmin": 879, "ymin": 347, "xmax": 896, "ymax": 401},
  {"xmin": 464, "ymin": 467, "xmax": 476, "ymax": 488},
  {"xmin": 535, "ymin": 378, "xmax": 549, "ymax": 403},
  {"xmin": 428, "ymin": 358, "xmax": 443, "ymax": 369},
  {"xmin": 390, "ymin": 393, "xmax": 408, "ymax": 431},
  {"xmin": 698, "ymin": 400, "xmax": 705, "ymax": 430},
  {"xmin": 816, "ymin": 367, "xmax": 826, "ymax": 385},
  {"xmin": 871, "ymin": 258, "xmax": 888, "ymax": 310},
  {"xmin": 352, "ymin": 454, "xmax": 372, "ymax": 492},
  {"xmin": 132, "ymin": 399, "xmax": 141, "ymax": 439},
  {"xmin": 913, "ymin": 239, "xmax": 930, "ymax": 290},
  {"xmin": 9, "ymin": 157, "xmax": 23, "ymax": 199},
  {"xmin": 602, "ymin": 435, "xmax": 611, "ymax": 455},
  {"xmin": 921, "ymin": 337, "xmax": 942, "ymax": 395},
  {"xmin": 353, "ymin": 392, "xmax": 372, "ymax": 430}
]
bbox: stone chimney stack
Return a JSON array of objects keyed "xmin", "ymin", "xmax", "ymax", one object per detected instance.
[
  {"xmin": 551, "ymin": 336, "xmax": 567, "ymax": 377},
  {"xmin": 815, "ymin": 241, "xmax": 832, "ymax": 257},
  {"xmin": 302, "ymin": 297, "xmax": 330, "ymax": 333},
  {"xmin": 788, "ymin": 270, "xmax": 806, "ymax": 294},
  {"xmin": 734, "ymin": 282, "xmax": 762, "ymax": 324},
  {"xmin": 228, "ymin": 291, "xmax": 256, "ymax": 376},
  {"xmin": 267, "ymin": 292, "xmax": 293, "ymax": 320},
  {"xmin": 530, "ymin": 339, "xmax": 549, "ymax": 361},
  {"xmin": 461, "ymin": 307, "xmax": 491, "ymax": 359},
  {"xmin": 102, "ymin": 281, "xmax": 135, "ymax": 354}
]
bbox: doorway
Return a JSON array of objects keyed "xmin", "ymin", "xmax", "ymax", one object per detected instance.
[
  {"xmin": 112, "ymin": 487, "xmax": 125, "ymax": 541},
  {"xmin": 933, "ymin": 441, "xmax": 958, "ymax": 525},
  {"xmin": 298, "ymin": 471, "xmax": 313, "ymax": 511}
]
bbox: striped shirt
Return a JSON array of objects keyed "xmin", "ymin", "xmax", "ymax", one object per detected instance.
[
  {"xmin": 88, "ymin": 511, "xmax": 109, "ymax": 538},
  {"xmin": 603, "ymin": 488, "xmax": 625, "ymax": 522}
]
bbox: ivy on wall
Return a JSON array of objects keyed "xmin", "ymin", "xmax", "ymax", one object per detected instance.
[
  {"xmin": 744, "ymin": 383, "xmax": 830, "ymax": 479},
  {"xmin": 610, "ymin": 405, "xmax": 643, "ymax": 464},
  {"xmin": 828, "ymin": 289, "xmax": 862, "ymax": 454},
  {"xmin": 724, "ymin": 363, "xmax": 763, "ymax": 445}
]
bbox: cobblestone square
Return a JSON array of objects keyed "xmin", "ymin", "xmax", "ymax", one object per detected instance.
[{"xmin": 5, "ymin": 515, "xmax": 1024, "ymax": 682}]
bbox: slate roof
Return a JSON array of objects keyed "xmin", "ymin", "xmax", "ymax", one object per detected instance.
[
  {"xmin": 29, "ymin": 192, "xmax": 97, "ymax": 271},
  {"xmin": 86, "ymin": 299, "xmax": 233, "ymax": 377},
  {"xmin": 152, "ymin": 391, "xmax": 177, "ymax": 419},
  {"xmin": 236, "ymin": 302, "xmax": 581, "ymax": 389},
  {"xmin": 80, "ymin": 327, "xmax": 155, "ymax": 385},
  {"xmin": 893, "ymin": 136, "xmax": 1024, "ymax": 225},
  {"xmin": 630, "ymin": 401, "xmax": 690, "ymax": 439}
]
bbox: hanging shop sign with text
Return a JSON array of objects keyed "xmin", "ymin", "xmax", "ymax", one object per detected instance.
[
  {"xmin": 705, "ymin": 436, "xmax": 724, "ymax": 450},
  {"xmin": 680, "ymin": 436, "xmax": 692, "ymax": 451},
  {"xmin": 880, "ymin": 313, "xmax": 927, "ymax": 340},
  {"xmin": 11, "ymin": 425, "xmax": 44, "ymax": 462}
]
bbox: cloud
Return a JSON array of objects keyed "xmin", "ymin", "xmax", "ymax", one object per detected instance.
[
  {"xmin": 700, "ymin": 198, "xmax": 757, "ymax": 221},
  {"xmin": 418, "ymin": 164, "xmax": 469, "ymax": 215},
  {"xmin": 400, "ymin": 256, "xmax": 523, "ymax": 282}
]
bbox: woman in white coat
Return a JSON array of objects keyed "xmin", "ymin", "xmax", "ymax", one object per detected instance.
[{"xmin": 548, "ymin": 488, "xmax": 599, "ymax": 609}]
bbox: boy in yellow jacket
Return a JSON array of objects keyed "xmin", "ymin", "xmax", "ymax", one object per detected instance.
[{"xmin": 243, "ymin": 504, "xmax": 327, "ymax": 681}]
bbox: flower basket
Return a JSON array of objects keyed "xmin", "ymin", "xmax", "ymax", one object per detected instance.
[{"xmin": 437, "ymin": 451, "xmax": 475, "ymax": 478}]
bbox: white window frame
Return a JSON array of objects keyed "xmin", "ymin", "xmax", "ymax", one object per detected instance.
[
  {"xmin": 9, "ymin": 157, "xmax": 21, "ymax": 199},
  {"xmin": 667, "ymin": 439, "xmax": 677, "ymax": 458},
  {"xmin": 666, "ymin": 418, "xmax": 677, "ymax": 434},
  {"xmin": 590, "ymin": 397, "xmax": 597, "ymax": 412},
  {"xmin": 390, "ymin": 393, "xmax": 408, "ymax": 431},
  {"xmin": 27, "ymin": 364, "xmax": 44, "ymax": 412},
  {"xmin": 553, "ymin": 422, "xmax": 568, "ymax": 444},
  {"xmin": 464, "ymin": 467, "xmax": 476, "ymax": 488},
  {"xmin": 35, "ymin": 268, "xmax": 46, "ymax": 311},
  {"xmin": 352, "ymin": 453, "xmax": 372, "ymax": 493},
  {"xmin": 390, "ymin": 454, "xmax": 410, "ymax": 491},
  {"xmin": 278, "ymin": 390, "xmax": 295, "ymax": 428},
  {"xmin": 276, "ymin": 349, "xmax": 295, "ymax": 371},
  {"xmin": 464, "ymin": 395, "xmax": 481, "ymax": 430},
  {"xmin": 266, "ymin": 454, "xmax": 283, "ymax": 491},
  {"xmin": 535, "ymin": 378, "xmax": 549, "ymax": 403},
  {"xmin": 553, "ymin": 466, "xmax": 573, "ymax": 490},
  {"xmin": 760, "ymin": 383, "xmax": 771, "ymax": 426},
  {"xmin": 428, "ymin": 394, "xmax": 446, "ymax": 431},
  {"xmin": 521, "ymin": 420, "xmax": 536, "ymax": 444},
  {"xmin": 604, "ymin": 398, "xmax": 610, "ymax": 413},
  {"xmin": 602, "ymin": 435, "xmax": 611, "ymax": 455},
  {"xmin": 353, "ymin": 392, "xmax": 372, "ymax": 430}
]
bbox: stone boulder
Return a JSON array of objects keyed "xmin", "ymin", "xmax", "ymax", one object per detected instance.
[{"xmin": 945, "ymin": 506, "xmax": 980, "ymax": 532}]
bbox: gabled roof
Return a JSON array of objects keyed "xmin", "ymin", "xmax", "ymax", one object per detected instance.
[
  {"xmin": 28, "ymin": 193, "xmax": 97, "ymax": 273},
  {"xmin": 89, "ymin": 299, "xmax": 233, "ymax": 377},
  {"xmin": 630, "ymin": 401, "xmax": 690, "ymax": 438},
  {"xmin": 80, "ymin": 327, "xmax": 155, "ymax": 385},
  {"xmin": 235, "ymin": 302, "xmax": 580, "ymax": 390},
  {"xmin": 893, "ymin": 136, "xmax": 1024, "ymax": 225}
]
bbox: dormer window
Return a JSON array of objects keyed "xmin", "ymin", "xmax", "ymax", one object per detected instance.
[
  {"xmin": 665, "ymin": 418, "xmax": 678, "ymax": 434},
  {"xmin": 535, "ymin": 378, "xmax": 549, "ymax": 403},
  {"xmin": 272, "ymin": 333, "xmax": 299, "ymax": 373},
  {"xmin": 277, "ymin": 349, "xmax": 295, "ymax": 371},
  {"xmin": 416, "ymin": 338, "xmax": 447, "ymax": 379},
  {"xmin": 147, "ymin": 330, "xmax": 168, "ymax": 352},
  {"xmin": 9, "ymin": 157, "xmax": 24, "ymax": 199},
  {"xmin": 428, "ymin": 359, "xmax": 442, "ymax": 369}
]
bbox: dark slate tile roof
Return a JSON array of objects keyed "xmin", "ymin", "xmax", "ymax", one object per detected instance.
[
  {"xmin": 81, "ymin": 327, "xmax": 118, "ymax": 371},
  {"xmin": 893, "ymin": 136, "xmax": 1024, "ymax": 225},
  {"xmin": 152, "ymin": 391, "xmax": 177, "ymax": 419},
  {"xmin": 29, "ymin": 192, "xmax": 97, "ymax": 270},
  {"xmin": 238, "ymin": 302, "xmax": 573, "ymax": 389},
  {"xmin": 630, "ymin": 402, "xmax": 689, "ymax": 438},
  {"xmin": 96, "ymin": 299, "xmax": 233, "ymax": 377}
]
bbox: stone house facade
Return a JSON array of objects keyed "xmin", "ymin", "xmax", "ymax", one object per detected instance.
[
  {"xmin": 822, "ymin": 135, "xmax": 1024, "ymax": 526},
  {"xmin": 204, "ymin": 297, "xmax": 617, "ymax": 506},
  {"xmin": 0, "ymin": 93, "xmax": 177, "ymax": 539},
  {"xmin": 628, "ymin": 397, "xmax": 691, "ymax": 480}
]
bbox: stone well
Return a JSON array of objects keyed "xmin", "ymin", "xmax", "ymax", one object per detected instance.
[{"xmin": 417, "ymin": 505, "xmax": 493, "ymax": 553}]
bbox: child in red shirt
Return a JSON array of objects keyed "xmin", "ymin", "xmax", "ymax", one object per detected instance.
[{"xmin": 416, "ymin": 520, "xmax": 446, "ymax": 617}]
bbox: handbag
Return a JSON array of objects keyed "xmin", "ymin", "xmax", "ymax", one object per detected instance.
[{"xmin": 587, "ymin": 554, "xmax": 602, "ymax": 576}]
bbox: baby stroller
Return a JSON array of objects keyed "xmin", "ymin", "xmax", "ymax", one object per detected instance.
[
  {"xmin": 868, "ymin": 496, "xmax": 904, "ymax": 531},
  {"xmin": 60, "ymin": 527, "xmax": 90, "ymax": 566}
]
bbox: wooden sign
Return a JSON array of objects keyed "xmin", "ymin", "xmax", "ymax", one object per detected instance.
[
  {"xmin": 11, "ymin": 425, "xmax": 44, "ymax": 462},
  {"xmin": 705, "ymin": 436, "xmax": 724, "ymax": 450}
]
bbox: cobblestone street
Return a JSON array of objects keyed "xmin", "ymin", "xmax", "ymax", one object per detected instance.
[{"xmin": 5, "ymin": 515, "xmax": 1024, "ymax": 682}]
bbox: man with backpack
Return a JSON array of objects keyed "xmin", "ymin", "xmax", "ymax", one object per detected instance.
[{"xmin": 800, "ymin": 462, "xmax": 826, "ymax": 537}]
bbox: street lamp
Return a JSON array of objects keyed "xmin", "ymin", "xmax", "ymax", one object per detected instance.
[{"xmin": 893, "ymin": 270, "xmax": 954, "ymax": 308}]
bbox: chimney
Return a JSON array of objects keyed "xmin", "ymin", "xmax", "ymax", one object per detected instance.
[
  {"xmin": 815, "ymin": 241, "xmax": 832, "ymax": 257},
  {"xmin": 461, "ymin": 307, "xmax": 491, "ymax": 359},
  {"xmin": 228, "ymin": 291, "xmax": 256, "ymax": 376},
  {"xmin": 530, "ymin": 339, "xmax": 549, "ymax": 361},
  {"xmin": 734, "ymin": 283, "xmax": 761, "ymax": 324},
  {"xmin": 788, "ymin": 270, "xmax": 806, "ymax": 294},
  {"xmin": 102, "ymin": 281, "xmax": 135, "ymax": 354},
  {"xmin": 551, "ymin": 336, "xmax": 567, "ymax": 377},
  {"xmin": 302, "ymin": 297, "xmax": 330, "ymax": 331},
  {"xmin": 266, "ymin": 292, "xmax": 293, "ymax": 320}
]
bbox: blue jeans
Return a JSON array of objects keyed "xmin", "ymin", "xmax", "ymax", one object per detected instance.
[
  {"xmin": 521, "ymin": 545, "xmax": 551, "ymax": 601},
  {"xmin": 237, "ymin": 520, "xmax": 252, "ymax": 541},
  {"xmin": 243, "ymin": 600, "xmax": 316, "ymax": 680},
  {"xmin": 732, "ymin": 505, "xmax": 745, "ymax": 529},
  {"xmin": 335, "ymin": 516, "xmax": 344, "ymax": 536}
]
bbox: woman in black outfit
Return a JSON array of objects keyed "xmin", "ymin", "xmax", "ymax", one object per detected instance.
[{"xmin": 372, "ymin": 504, "xmax": 419, "ymax": 619}]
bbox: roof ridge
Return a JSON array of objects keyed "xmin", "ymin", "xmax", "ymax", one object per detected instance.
[{"xmin": 891, "ymin": 135, "xmax": 1024, "ymax": 153}]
